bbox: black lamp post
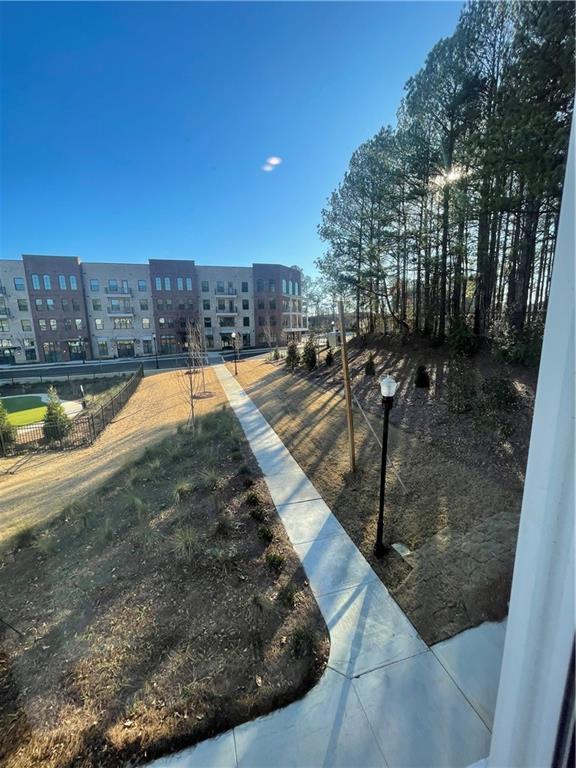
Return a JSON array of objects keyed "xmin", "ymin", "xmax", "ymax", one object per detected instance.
[
  {"xmin": 231, "ymin": 331, "xmax": 239, "ymax": 375},
  {"xmin": 152, "ymin": 333, "xmax": 159, "ymax": 369},
  {"xmin": 374, "ymin": 373, "xmax": 398, "ymax": 558}
]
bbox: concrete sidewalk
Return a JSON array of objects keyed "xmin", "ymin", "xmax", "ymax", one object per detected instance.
[{"xmin": 149, "ymin": 363, "xmax": 493, "ymax": 768}]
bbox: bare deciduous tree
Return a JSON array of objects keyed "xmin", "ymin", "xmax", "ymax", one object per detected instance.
[{"xmin": 177, "ymin": 320, "xmax": 206, "ymax": 431}]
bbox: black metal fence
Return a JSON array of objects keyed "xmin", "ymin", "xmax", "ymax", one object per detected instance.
[{"xmin": 0, "ymin": 365, "xmax": 144, "ymax": 457}]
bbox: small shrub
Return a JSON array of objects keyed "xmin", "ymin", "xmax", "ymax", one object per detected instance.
[
  {"xmin": 0, "ymin": 401, "xmax": 16, "ymax": 450},
  {"xmin": 96, "ymin": 517, "xmax": 115, "ymax": 544},
  {"xmin": 291, "ymin": 626, "xmax": 315, "ymax": 658},
  {"xmin": 245, "ymin": 491, "xmax": 261, "ymax": 507},
  {"xmin": 364, "ymin": 353, "xmax": 376, "ymax": 376},
  {"xmin": 249, "ymin": 506, "xmax": 266, "ymax": 523},
  {"xmin": 278, "ymin": 582, "xmax": 297, "ymax": 608},
  {"xmin": 136, "ymin": 526, "xmax": 155, "ymax": 552},
  {"xmin": 266, "ymin": 552, "xmax": 285, "ymax": 572},
  {"xmin": 14, "ymin": 526, "xmax": 36, "ymax": 549},
  {"xmin": 493, "ymin": 319, "xmax": 544, "ymax": 367},
  {"xmin": 43, "ymin": 385, "xmax": 71, "ymax": 443},
  {"xmin": 447, "ymin": 320, "xmax": 480, "ymax": 356},
  {"xmin": 273, "ymin": 347, "xmax": 280, "ymax": 361},
  {"xmin": 301, "ymin": 338, "xmax": 317, "ymax": 372},
  {"xmin": 200, "ymin": 469, "xmax": 224, "ymax": 492},
  {"xmin": 258, "ymin": 525, "xmax": 274, "ymax": 543},
  {"xmin": 35, "ymin": 534, "xmax": 58, "ymax": 557},
  {"xmin": 285, "ymin": 341, "xmax": 300, "ymax": 372},
  {"xmin": 414, "ymin": 365, "xmax": 430, "ymax": 389},
  {"xmin": 481, "ymin": 376, "xmax": 520, "ymax": 409},
  {"xmin": 325, "ymin": 348, "xmax": 334, "ymax": 367},
  {"xmin": 175, "ymin": 481, "xmax": 195, "ymax": 503},
  {"xmin": 215, "ymin": 511, "xmax": 233, "ymax": 537},
  {"xmin": 172, "ymin": 527, "xmax": 198, "ymax": 563}
]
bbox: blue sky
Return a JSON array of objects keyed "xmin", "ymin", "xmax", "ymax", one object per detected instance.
[{"xmin": 0, "ymin": 1, "xmax": 463, "ymax": 277}]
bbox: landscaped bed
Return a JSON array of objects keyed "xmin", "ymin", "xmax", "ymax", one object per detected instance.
[
  {"xmin": 0, "ymin": 407, "xmax": 329, "ymax": 767},
  {"xmin": 228, "ymin": 345, "xmax": 534, "ymax": 645},
  {"xmin": 0, "ymin": 375, "xmax": 130, "ymax": 414}
]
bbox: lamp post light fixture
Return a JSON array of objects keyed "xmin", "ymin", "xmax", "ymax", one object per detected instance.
[
  {"xmin": 374, "ymin": 373, "xmax": 398, "ymax": 558},
  {"xmin": 152, "ymin": 333, "xmax": 159, "ymax": 369},
  {"xmin": 231, "ymin": 331, "xmax": 239, "ymax": 375}
]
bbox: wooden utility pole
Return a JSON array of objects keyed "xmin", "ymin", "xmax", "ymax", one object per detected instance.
[{"xmin": 338, "ymin": 299, "xmax": 356, "ymax": 473}]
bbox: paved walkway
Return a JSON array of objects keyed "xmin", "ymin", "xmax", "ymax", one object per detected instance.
[{"xmin": 149, "ymin": 363, "xmax": 493, "ymax": 768}]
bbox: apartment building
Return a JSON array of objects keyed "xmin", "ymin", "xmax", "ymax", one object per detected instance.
[{"xmin": 0, "ymin": 256, "xmax": 307, "ymax": 363}]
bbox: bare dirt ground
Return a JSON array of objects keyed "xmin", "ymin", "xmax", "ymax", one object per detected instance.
[
  {"xmin": 229, "ymin": 348, "xmax": 533, "ymax": 645},
  {"xmin": 0, "ymin": 368, "xmax": 226, "ymax": 547},
  {"xmin": 0, "ymin": 408, "xmax": 328, "ymax": 767}
]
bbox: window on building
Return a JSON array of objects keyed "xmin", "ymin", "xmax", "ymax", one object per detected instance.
[
  {"xmin": 216, "ymin": 280, "xmax": 224, "ymax": 293},
  {"xmin": 94, "ymin": 318, "xmax": 104, "ymax": 330},
  {"xmin": 242, "ymin": 299, "xmax": 249, "ymax": 310},
  {"xmin": 187, "ymin": 299, "xmax": 194, "ymax": 310},
  {"xmin": 24, "ymin": 341, "xmax": 36, "ymax": 361},
  {"xmin": 92, "ymin": 299, "xmax": 102, "ymax": 311},
  {"xmin": 178, "ymin": 300, "xmax": 185, "ymax": 310},
  {"xmin": 61, "ymin": 298, "xmax": 69, "ymax": 311},
  {"xmin": 89, "ymin": 278, "xmax": 99, "ymax": 292},
  {"xmin": 243, "ymin": 317, "xmax": 250, "ymax": 327},
  {"xmin": 177, "ymin": 277, "xmax": 183, "ymax": 291},
  {"xmin": 49, "ymin": 319, "xmax": 57, "ymax": 331},
  {"xmin": 142, "ymin": 340, "xmax": 152, "ymax": 355},
  {"xmin": 35, "ymin": 298, "xmax": 43, "ymax": 311},
  {"xmin": 256, "ymin": 278, "xmax": 264, "ymax": 292},
  {"xmin": 142, "ymin": 318, "xmax": 151, "ymax": 329},
  {"xmin": 108, "ymin": 279, "xmax": 118, "ymax": 292},
  {"xmin": 13, "ymin": 277, "xmax": 25, "ymax": 291},
  {"xmin": 179, "ymin": 317, "xmax": 186, "ymax": 329},
  {"xmin": 269, "ymin": 299, "xmax": 276, "ymax": 310},
  {"xmin": 158, "ymin": 317, "xmax": 166, "ymax": 328},
  {"xmin": 72, "ymin": 299, "xmax": 80, "ymax": 311},
  {"xmin": 113, "ymin": 317, "xmax": 133, "ymax": 329},
  {"xmin": 69, "ymin": 275, "xmax": 78, "ymax": 290},
  {"xmin": 204, "ymin": 317, "xmax": 212, "ymax": 328},
  {"xmin": 258, "ymin": 316, "xmax": 264, "ymax": 326},
  {"xmin": 270, "ymin": 316, "xmax": 277, "ymax": 326},
  {"xmin": 282, "ymin": 278, "xmax": 287, "ymax": 294},
  {"xmin": 160, "ymin": 335, "xmax": 176, "ymax": 354},
  {"xmin": 58, "ymin": 275, "xmax": 66, "ymax": 290},
  {"xmin": 164, "ymin": 277, "xmax": 171, "ymax": 290},
  {"xmin": 98, "ymin": 341, "xmax": 109, "ymax": 357},
  {"xmin": 38, "ymin": 319, "xmax": 47, "ymax": 331},
  {"xmin": 203, "ymin": 300, "xmax": 210, "ymax": 311},
  {"xmin": 269, "ymin": 279, "xmax": 276, "ymax": 292},
  {"xmin": 242, "ymin": 281, "xmax": 249, "ymax": 292},
  {"xmin": 21, "ymin": 319, "xmax": 32, "ymax": 332},
  {"xmin": 75, "ymin": 319, "xmax": 83, "ymax": 330},
  {"xmin": 32, "ymin": 274, "xmax": 41, "ymax": 290},
  {"xmin": 42, "ymin": 275, "xmax": 51, "ymax": 290},
  {"xmin": 156, "ymin": 299, "xmax": 163, "ymax": 310},
  {"xmin": 138, "ymin": 280, "xmax": 146, "ymax": 292},
  {"xmin": 46, "ymin": 299, "xmax": 55, "ymax": 311},
  {"xmin": 186, "ymin": 277, "xmax": 192, "ymax": 291},
  {"xmin": 64, "ymin": 319, "xmax": 72, "ymax": 331},
  {"xmin": 165, "ymin": 298, "xmax": 173, "ymax": 308},
  {"xmin": 201, "ymin": 280, "xmax": 209, "ymax": 292},
  {"xmin": 17, "ymin": 299, "xmax": 28, "ymax": 312},
  {"xmin": 217, "ymin": 299, "xmax": 225, "ymax": 312},
  {"xmin": 140, "ymin": 299, "xmax": 149, "ymax": 311},
  {"xmin": 155, "ymin": 277, "xmax": 162, "ymax": 291},
  {"xmin": 42, "ymin": 341, "xmax": 58, "ymax": 361},
  {"xmin": 257, "ymin": 299, "xmax": 265, "ymax": 310},
  {"xmin": 0, "ymin": 319, "xmax": 9, "ymax": 332}
]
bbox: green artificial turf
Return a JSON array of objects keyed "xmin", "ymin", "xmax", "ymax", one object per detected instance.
[{"xmin": 2, "ymin": 395, "xmax": 47, "ymax": 427}]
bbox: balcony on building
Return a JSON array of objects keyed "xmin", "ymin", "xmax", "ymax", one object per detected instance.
[
  {"xmin": 107, "ymin": 305, "xmax": 134, "ymax": 315},
  {"xmin": 218, "ymin": 318, "xmax": 237, "ymax": 330},
  {"xmin": 216, "ymin": 306, "xmax": 238, "ymax": 316},
  {"xmin": 214, "ymin": 288, "xmax": 237, "ymax": 296},
  {"xmin": 104, "ymin": 286, "xmax": 133, "ymax": 296}
]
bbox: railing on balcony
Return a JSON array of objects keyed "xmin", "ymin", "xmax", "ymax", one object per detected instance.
[
  {"xmin": 107, "ymin": 306, "xmax": 134, "ymax": 315},
  {"xmin": 215, "ymin": 307, "xmax": 238, "ymax": 315},
  {"xmin": 214, "ymin": 288, "xmax": 237, "ymax": 296},
  {"xmin": 104, "ymin": 287, "xmax": 133, "ymax": 296}
]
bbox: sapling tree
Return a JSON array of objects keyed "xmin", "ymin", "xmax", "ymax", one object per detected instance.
[
  {"xmin": 178, "ymin": 320, "xmax": 206, "ymax": 432},
  {"xmin": 43, "ymin": 385, "xmax": 71, "ymax": 443},
  {"xmin": 301, "ymin": 336, "xmax": 317, "ymax": 372},
  {"xmin": 285, "ymin": 341, "xmax": 300, "ymax": 372}
]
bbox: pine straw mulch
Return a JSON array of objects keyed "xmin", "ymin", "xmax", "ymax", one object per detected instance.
[{"xmin": 0, "ymin": 407, "xmax": 329, "ymax": 768}]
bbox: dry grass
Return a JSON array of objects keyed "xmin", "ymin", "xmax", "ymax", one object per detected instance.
[
  {"xmin": 0, "ymin": 368, "xmax": 226, "ymax": 545},
  {"xmin": 0, "ymin": 407, "xmax": 328, "ymax": 767},
  {"xmin": 228, "ymin": 353, "xmax": 527, "ymax": 644}
]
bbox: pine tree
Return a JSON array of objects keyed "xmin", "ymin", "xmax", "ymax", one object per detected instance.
[
  {"xmin": 285, "ymin": 341, "xmax": 300, "ymax": 372},
  {"xmin": 301, "ymin": 337, "xmax": 317, "ymax": 372},
  {"xmin": 0, "ymin": 400, "xmax": 16, "ymax": 451},
  {"xmin": 43, "ymin": 385, "xmax": 71, "ymax": 443}
]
